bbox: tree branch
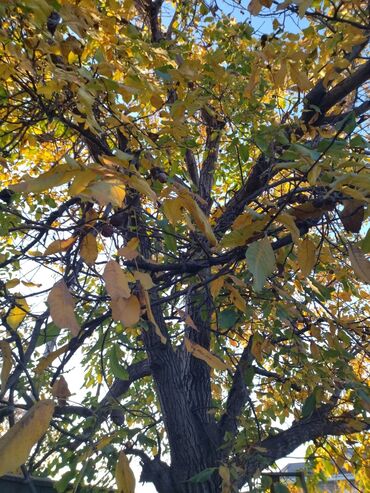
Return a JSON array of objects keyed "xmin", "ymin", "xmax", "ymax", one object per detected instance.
[
  {"xmin": 219, "ymin": 338, "xmax": 254, "ymax": 441},
  {"xmin": 237, "ymin": 407, "xmax": 369, "ymax": 487}
]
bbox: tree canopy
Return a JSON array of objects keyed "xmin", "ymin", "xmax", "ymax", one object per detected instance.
[{"xmin": 0, "ymin": 1, "xmax": 369, "ymax": 492}]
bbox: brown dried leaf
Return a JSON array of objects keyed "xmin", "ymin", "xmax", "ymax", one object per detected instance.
[
  {"xmin": 339, "ymin": 199, "xmax": 364, "ymax": 233},
  {"xmin": 47, "ymin": 281, "xmax": 80, "ymax": 337},
  {"xmin": 80, "ymin": 233, "xmax": 98, "ymax": 265},
  {"xmin": 348, "ymin": 243, "xmax": 370, "ymax": 283},
  {"xmin": 111, "ymin": 295, "xmax": 140, "ymax": 327},
  {"xmin": 52, "ymin": 376, "xmax": 71, "ymax": 405},
  {"xmin": 103, "ymin": 260, "xmax": 131, "ymax": 299}
]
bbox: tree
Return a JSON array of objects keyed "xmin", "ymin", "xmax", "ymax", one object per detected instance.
[{"xmin": 0, "ymin": 0, "xmax": 369, "ymax": 492}]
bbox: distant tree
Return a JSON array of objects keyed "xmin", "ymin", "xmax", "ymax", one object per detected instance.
[{"xmin": 0, "ymin": 1, "xmax": 369, "ymax": 492}]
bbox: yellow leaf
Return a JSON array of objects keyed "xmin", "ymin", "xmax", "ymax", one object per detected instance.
[
  {"xmin": 251, "ymin": 338, "xmax": 263, "ymax": 362},
  {"xmin": 81, "ymin": 180, "xmax": 126, "ymax": 207},
  {"xmin": 290, "ymin": 63, "xmax": 312, "ymax": 91},
  {"xmin": 69, "ymin": 169, "xmax": 97, "ymax": 196},
  {"xmin": 128, "ymin": 175, "xmax": 157, "ymax": 202},
  {"xmin": 210, "ymin": 276, "xmax": 225, "ymax": 299},
  {"xmin": 118, "ymin": 238, "xmax": 140, "ymax": 260},
  {"xmin": 10, "ymin": 167, "xmax": 75, "ymax": 194},
  {"xmin": 35, "ymin": 344, "xmax": 69, "ymax": 375},
  {"xmin": 21, "ymin": 281, "xmax": 42, "ymax": 288},
  {"xmin": 348, "ymin": 244, "xmax": 370, "ymax": 283},
  {"xmin": 133, "ymin": 271, "xmax": 154, "ymax": 290},
  {"xmin": 140, "ymin": 287, "xmax": 167, "ymax": 344},
  {"xmin": 179, "ymin": 192, "xmax": 217, "ymax": 246},
  {"xmin": 185, "ymin": 338, "xmax": 229, "ymax": 371},
  {"xmin": 47, "ymin": 281, "xmax": 80, "ymax": 337},
  {"xmin": 5, "ymin": 279, "xmax": 20, "ymax": 289},
  {"xmin": 162, "ymin": 198, "xmax": 184, "ymax": 225},
  {"xmin": 116, "ymin": 451, "xmax": 135, "ymax": 493},
  {"xmin": 220, "ymin": 217, "xmax": 268, "ymax": 248},
  {"xmin": 278, "ymin": 213, "xmax": 300, "ymax": 244},
  {"xmin": 95, "ymin": 434, "xmax": 115, "ymax": 451},
  {"xmin": 43, "ymin": 236, "xmax": 77, "ymax": 256},
  {"xmin": 226, "ymin": 283, "xmax": 247, "ymax": 313},
  {"xmin": 0, "ymin": 341, "xmax": 12, "ymax": 395},
  {"xmin": 80, "ymin": 233, "xmax": 98, "ymax": 265},
  {"xmin": 297, "ymin": 238, "xmax": 316, "ymax": 277},
  {"xmin": 244, "ymin": 65, "xmax": 259, "ymax": 98},
  {"xmin": 103, "ymin": 260, "xmax": 131, "ymax": 299},
  {"xmin": 111, "ymin": 295, "xmax": 140, "ymax": 327},
  {"xmin": 219, "ymin": 465, "xmax": 231, "ymax": 493},
  {"xmin": 0, "ymin": 400, "xmax": 55, "ymax": 477},
  {"xmin": 307, "ymin": 164, "xmax": 321, "ymax": 186},
  {"xmin": 6, "ymin": 297, "xmax": 30, "ymax": 330},
  {"xmin": 273, "ymin": 61, "xmax": 287, "ymax": 88}
]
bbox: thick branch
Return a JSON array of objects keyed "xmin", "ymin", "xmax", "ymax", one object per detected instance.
[
  {"xmin": 238, "ymin": 408, "xmax": 369, "ymax": 487},
  {"xmin": 305, "ymin": 59, "xmax": 370, "ymax": 124},
  {"xmin": 219, "ymin": 339, "xmax": 254, "ymax": 440}
]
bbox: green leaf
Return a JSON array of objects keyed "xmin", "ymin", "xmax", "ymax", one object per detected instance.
[
  {"xmin": 187, "ymin": 467, "xmax": 217, "ymax": 483},
  {"xmin": 246, "ymin": 237, "xmax": 276, "ymax": 292},
  {"xmin": 109, "ymin": 345, "xmax": 129, "ymax": 380},
  {"xmin": 360, "ymin": 228, "xmax": 370, "ymax": 253},
  {"xmin": 274, "ymin": 484, "xmax": 290, "ymax": 493},
  {"xmin": 350, "ymin": 135, "xmax": 367, "ymax": 148},
  {"xmin": 261, "ymin": 475, "xmax": 272, "ymax": 489},
  {"xmin": 218, "ymin": 309, "xmax": 239, "ymax": 330},
  {"xmin": 357, "ymin": 388, "xmax": 370, "ymax": 405},
  {"xmin": 302, "ymin": 391, "xmax": 316, "ymax": 418},
  {"xmin": 36, "ymin": 323, "xmax": 61, "ymax": 346}
]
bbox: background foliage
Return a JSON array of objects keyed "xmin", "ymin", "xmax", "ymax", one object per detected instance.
[{"xmin": 0, "ymin": 0, "xmax": 369, "ymax": 492}]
